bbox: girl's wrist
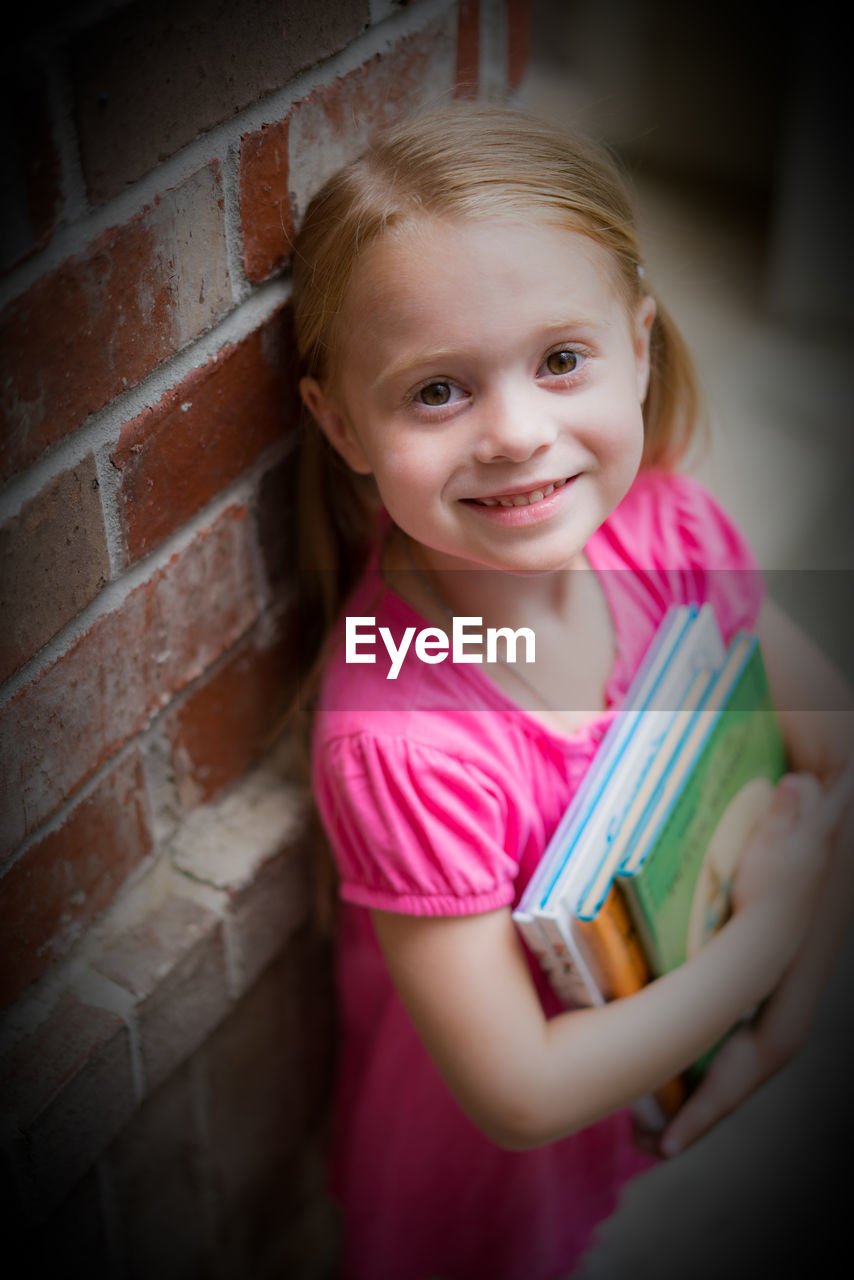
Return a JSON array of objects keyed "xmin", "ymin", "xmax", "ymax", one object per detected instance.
[{"xmin": 714, "ymin": 905, "xmax": 800, "ymax": 1010}]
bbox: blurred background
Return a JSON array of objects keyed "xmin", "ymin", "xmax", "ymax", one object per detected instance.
[
  {"xmin": 518, "ymin": 6, "xmax": 854, "ymax": 1272},
  {"xmin": 518, "ymin": 0, "xmax": 854, "ymax": 679}
]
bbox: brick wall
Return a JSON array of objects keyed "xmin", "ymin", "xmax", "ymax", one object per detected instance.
[{"xmin": 1, "ymin": 1, "xmax": 529, "ymax": 1275}]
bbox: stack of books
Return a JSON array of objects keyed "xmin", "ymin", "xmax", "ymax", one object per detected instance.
[{"xmin": 514, "ymin": 604, "xmax": 786, "ymax": 1124}]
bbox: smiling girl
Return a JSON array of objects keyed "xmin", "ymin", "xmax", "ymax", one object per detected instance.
[{"xmin": 292, "ymin": 106, "xmax": 853, "ymax": 1279}]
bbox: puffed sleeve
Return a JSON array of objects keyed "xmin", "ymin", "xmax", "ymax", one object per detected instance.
[
  {"xmin": 661, "ymin": 470, "xmax": 764, "ymax": 638},
  {"xmin": 613, "ymin": 469, "xmax": 764, "ymax": 641},
  {"xmin": 314, "ymin": 733, "xmax": 519, "ymax": 916}
]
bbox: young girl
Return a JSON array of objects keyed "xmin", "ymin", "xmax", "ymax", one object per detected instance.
[{"xmin": 291, "ymin": 105, "xmax": 853, "ymax": 1279}]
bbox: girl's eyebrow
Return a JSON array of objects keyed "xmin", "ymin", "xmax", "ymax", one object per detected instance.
[
  {"xmin": 374, "ymin": 348, "xmax": 461, "ymax": 386},
  {"xmin": 375, "ymin": 317, "xmax": 611, "ymax": 386}
]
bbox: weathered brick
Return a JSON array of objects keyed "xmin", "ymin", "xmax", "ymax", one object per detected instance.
[
  {"xmin": 0, "ymin": 752, "xmax": 152, "ymax": 1011},
  {"xmin": 201, "ymin": 944, "xmax": 336, "ymax": 1277},
  {"xmin": 243, "ymin": 9, "xmax": 456, "ymax": 278},
  {"xmin": 106, "ymin": 1060, "xmax": 216, "ymax": 1280},
  {"xmin": 0, "ymin": 506, "xmax": 258, "ymax": 862},
  {"xmin": 507, "ymin": 0, "xmax": 532, "ymax": 89},
  {"xmin": 226, "ymin": 845, "xmax": 312, "ymax": 995},
  {"xmin": 288, "ymin": 9, "xmax": 456, "ymax": 221},
  {"xmin": 0, "ymin": 993, "xmax": 135, "ymax": 1217},
  {"xmin": 94, "ymin": 894, "xmax": 230, "ymax": 1094},
  {"xmin": 69, "ymin": 0, "xmax": 371, "ymax": 205},
  {"xmin": 0, "ymin": 58, "xmax": 63, "ymax": 272},
  {"xmin": 0, "ymin": 455, "xmax": 109, "ymax": 683},
  {"xmin": 169, "ymin": 747, "xmax": 311, "ymax": 991},
  {"xmin": 0, "ymin": 163, "xmax": 231, "ymax": 485},
  {"xmin": 112, "ymin": 307, "xmax": 298, "ymax": 563},
  {"xmin": 455, "ymin": 0, "xmax": 480, "ymax": 97},
  {"xmin": 165, "ymin": 629, "xmax": 293, "ymax": 810},
  {"xmin": 239, "ymin": 119, "xmax": 293, "ymax": 283},
  {"xmin": 203, "ymin": 952, "xmax": 303, "ymax": 1205}
]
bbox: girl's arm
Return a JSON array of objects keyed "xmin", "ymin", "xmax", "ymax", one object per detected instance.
[
  {"xmin": 371, "ymin": 772, "xmax": 833, "ymax": 1151},
  {"xmin": 659, "ymin": 596, "xmax": 854, "ymax": 1154}
]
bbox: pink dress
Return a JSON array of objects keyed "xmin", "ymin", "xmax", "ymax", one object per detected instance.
[{"xmin": 312, "ymin": 469, "xmax": 763, "ymax": 1280}]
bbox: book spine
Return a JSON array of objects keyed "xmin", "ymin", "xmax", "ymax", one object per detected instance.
[
  {"xmin": 575, "ymin": 887, "xmax": 686, "ymax": 1117},
  {"xmin": 574, "ymin": 884, "xmax": 649, "ymax": 999},
  {"xmin": 514, "ymin": 910, "xmax": 587, "ymax": 1007},
  {"xmin": 537, "ymin": 914, "xmax": 604, "ymax": 1007},
  {"xmin": 518, "ymin": 608, "xmax": 698, "ymax": 918},
  {"xmin": 652, "ymin": 1074, "xmax": 687, "ymax": 1118},
  {"xmin": 514, "ymin": 911, "xmax": 558, "ymax": 978}
]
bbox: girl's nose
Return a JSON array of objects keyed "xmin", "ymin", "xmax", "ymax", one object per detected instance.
[{"xmin": 472, "ymin": 386, "xmax": 558, "ymax": 464}]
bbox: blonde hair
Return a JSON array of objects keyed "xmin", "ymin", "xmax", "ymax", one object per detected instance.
[{"xmin": 292, "ymin": 104, "xmax": 703, "ymax": 669}]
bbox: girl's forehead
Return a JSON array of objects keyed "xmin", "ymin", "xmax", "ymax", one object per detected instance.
[
  {"xmin": 327, "ymin": 216, "xmax": 639, "ymax": 391},
  {"xmin": 340, "ymin": 214, "xmax": 627, "ymax": 325}
]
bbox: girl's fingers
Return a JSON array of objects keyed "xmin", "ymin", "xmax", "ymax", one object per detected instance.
[
  {"xmin": 659, "ymin": 1029, "xmax": 764, "ymax": 1157},
  {"xmin": 658, "ymin": 1090, "xmax": 717, "ymax": 1157},
  {"xmin": 662, "ymin": 768, "xmax": 854, "ymax": 1158}
]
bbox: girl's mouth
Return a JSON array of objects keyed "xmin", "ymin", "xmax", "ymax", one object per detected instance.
[
  {"xmin": 460, "ymin": 475, "xmax": 577, "ymax": 526},
  {"xmin": 467, "ymin": 477, "xmax": 570, "ymax": 508}
]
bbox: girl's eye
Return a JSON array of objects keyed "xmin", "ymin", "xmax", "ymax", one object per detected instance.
[
  {"xmin": 545, "ymin": 349, "xmax": 581, "ymax": 376},
  {"xmin": 417, "ymin": 382, "xmax": 453, "ymax": 406}
]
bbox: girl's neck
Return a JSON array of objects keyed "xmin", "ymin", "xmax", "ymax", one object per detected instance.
[
  {"xmin": 382, "ymin": 526, "xmax": 586, "ymax": 633},
  {"xmin": 380, "ymin": 526, "xmax": 618, "ymax": 733}
]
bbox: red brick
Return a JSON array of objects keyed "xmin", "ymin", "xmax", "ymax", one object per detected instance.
[
  {"xmin": 0, "ymin": 993, "xmax": 135, "ymax": 1216},
  {"xmin": 112, "ymin": 307, "xmax": 298, "ymax": 562},
  {"xmin": 166, "ymin": 629, "xmax": 293, "ymax": 810},
  {"xmin": 0, "ymin": 455, "xmax": 109, "ymax": 683},
  {"xmin": 94, "ymin": 894, "xmax": 230, "ymax": 1093},
  {"xmin": 253, "ymin": 10, "xmax": 456, "ymax": 270},
  {"xmin": 239, "ymin": 119, "xmax": 293, "ymax": 284},
  {"xmin": 0, "ymin": 164, "xmax": 231, "ymax": 486},
  {"xmin": 0, "ymin": 506, "xmax": 258, "ymax": 862},
  {"xmin": 507, "ymin": 0, "xmax": 532, "ymax": 90},
  {"xmin": 0, "ymin": 752, "xmax": 152, "ymax": 1011},
  {"xmin": 69, "ymin": 0, "xmax": 371, "ymax": 205},
  {"xmin": 0, "ymin": 58, "xmax": 63, "ymax": 272},
  {"xmin": 455, "ymin": 0, "xmax": 480, "ymax": 97}
]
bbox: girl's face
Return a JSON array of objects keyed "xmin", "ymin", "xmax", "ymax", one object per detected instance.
[{"xmin": 301, "ymin": 216, "xmax": 655, "ymax": 576}]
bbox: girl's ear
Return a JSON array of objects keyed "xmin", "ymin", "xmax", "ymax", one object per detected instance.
[
  {"xmin": 299, "ymin": 377, "xmax": 373, "ymax": 475},
  {"xmin": 633, "ymin": 295, "xmax": 657, "ymax": 402}
]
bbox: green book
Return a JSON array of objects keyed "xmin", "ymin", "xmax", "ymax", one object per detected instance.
[{"xmin": 617, "ymin": 633, "xmax": 787, "ymax": 978}]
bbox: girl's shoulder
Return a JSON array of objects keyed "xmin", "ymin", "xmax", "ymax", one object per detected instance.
[
  {"xmin": 588, "ymin": 468, "xmax": 764, "ymax": 678},
  {"xmin": 594, "ymin": 466, "xmax": 760, "ymax": 575}
]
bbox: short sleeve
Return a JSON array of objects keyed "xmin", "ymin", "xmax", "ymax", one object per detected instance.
[
  {"xmin": 593, "ymin": 470, "xmax": 766, "ymax": 700},
  {"xmin": 314, "ymin": 733, "xmax": 518, "ymax": 916},
  {"xmin": 661, "ymin": 471, "xmax": 764, "ymax": 639},
  {"xmin": 602, "ymin": 469, "xmax": 764, "ymax": 640}
]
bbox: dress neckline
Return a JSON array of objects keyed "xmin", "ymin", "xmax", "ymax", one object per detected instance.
[{"xmin": 364, "ymin": 524, "xmax": 630, "ymax": 754}]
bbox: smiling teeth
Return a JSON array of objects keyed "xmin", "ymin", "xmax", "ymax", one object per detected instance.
[{"xmin": 476, "ymin": 478, "xmax": 567, "ymax": 507}]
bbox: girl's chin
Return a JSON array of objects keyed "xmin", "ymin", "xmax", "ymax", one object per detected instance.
[{"xmin": 417, "ymin": 544, "xmax": 588, "ymax": 577}]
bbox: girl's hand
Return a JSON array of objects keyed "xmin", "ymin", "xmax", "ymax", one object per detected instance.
[
  {"xmin": 728, "ymin": 772, "xmax": 832, "ymax": 975},
  {"xmin": 658, "ymin": 1023, "xmax": 767, "ymax": 1156},
  {"xmin": 659, "ymin": 766, "xmax": 854, "ymax": 1157}
]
